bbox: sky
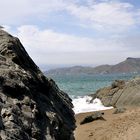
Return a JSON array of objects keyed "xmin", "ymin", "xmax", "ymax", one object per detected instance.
[{"xmin": 1, "ymin": 0, "xmax": 140, "ymax": 70}]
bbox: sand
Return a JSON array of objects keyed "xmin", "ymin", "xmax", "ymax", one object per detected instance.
[{"xmin": 75, "ymin": 108, "xmax": 140, "ymax": 140}]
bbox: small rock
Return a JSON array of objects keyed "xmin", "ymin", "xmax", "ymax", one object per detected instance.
[
  {"xmin": 80, "ymin": 111, "xmax": 105, "ymax": 125},
  {"xmin": 111, "ymin": 80, "xmax": 125, "ymax": 89},
  {"xmin": 113, "ymin": 107, "xmax": 126, "ymax": 114}
]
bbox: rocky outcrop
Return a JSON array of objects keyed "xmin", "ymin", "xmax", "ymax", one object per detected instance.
[
  {"xmin": 0, "ymin": 29, "xmax": 75, "ymax": 140},
  {"xmin": 90, "ymin": 80, "xmax": 125, "ymax": 107},
  {"xmin": 91, "ymin": 78, "xmax": 140, "ymax": 108}
]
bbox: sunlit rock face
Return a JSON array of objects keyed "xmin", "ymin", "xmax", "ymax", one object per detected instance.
[{"xmin": 91, "ymin": 78, "xmax": 140, "ymax": 108}]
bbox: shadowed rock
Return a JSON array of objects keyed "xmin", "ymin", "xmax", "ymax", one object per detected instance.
[
  {"xmin": 80, "ymin": 112, "xmax": 105, "ymax": 125},
  {"xmin": 0, "ymin": 30, "xmax": 75, "ymax": 140}
]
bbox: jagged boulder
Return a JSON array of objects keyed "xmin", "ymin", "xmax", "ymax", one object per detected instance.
[
  {"xmin": 0, "ymin": 29, "xmax": 75, "ymax": 140},
  {"xmin": 91, "ymin": 77, "xmax": 140, "ymax": 108},
  {"xmin": 90, "ymin": 80, "xmax": 125, "ymax": 107}
]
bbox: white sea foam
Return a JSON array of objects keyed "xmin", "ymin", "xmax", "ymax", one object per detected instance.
[{"xmin": 72, "ymin": 96, "xmax": 113, "ymax": 114}]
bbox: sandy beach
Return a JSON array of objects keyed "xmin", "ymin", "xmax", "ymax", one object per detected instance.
[{"xmin": 75, "ymin": 108, "xmax": 140, "ymax": 140}]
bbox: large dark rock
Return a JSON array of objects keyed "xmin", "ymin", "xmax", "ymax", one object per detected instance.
[
  {"xmin": 0, "ymin": 29, "xmax": 75, "ymax": 140},
  {"xmin": 91, "ymin": 78, "xmax": 140, "ymax": 108}
]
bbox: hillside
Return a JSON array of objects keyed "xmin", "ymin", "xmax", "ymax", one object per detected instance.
[
  {"xmin": 45, "ymin": 57, "xmax": 140, "ymax": 75},
  {"xmin": 107, "ymin": 57, "xmax": 140, "ymax": 74}
]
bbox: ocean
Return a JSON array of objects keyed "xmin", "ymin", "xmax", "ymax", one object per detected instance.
[{"xmin": 47, "ymin": 73, "xmax": 139, "ymax": 114}]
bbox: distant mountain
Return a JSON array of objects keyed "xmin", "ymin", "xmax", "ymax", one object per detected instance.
[
  {"xmin": 45, "ymin": 58, "xmax": 140, "ymax": 75},
  {"xmin": 107, "ymin": 57, "xmax": 140, "ymax": 74}
]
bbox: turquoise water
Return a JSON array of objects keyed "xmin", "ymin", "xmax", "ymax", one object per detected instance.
[
  {"xmin": 46, "ymin": 73, "xmax": 139, "ymax": 113},
  {"xmin": 46, "ymin": 73, "xmax": 139, "ymax": 98}
]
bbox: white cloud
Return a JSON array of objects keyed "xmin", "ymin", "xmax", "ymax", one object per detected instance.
[
  {"xmin": 1, "ymin": 0, "xmax": 140, "ymax": 68},
  {"xmin": 0, "ymin": 0, "xmax": 66, "ymax": 25},
  {"xmin": 66, "ymin": 1, "xmax": 136, "ymax": 31},
  {"xmin": 0, "ymin": 0, "xmax": 140, "ymax": 32},
  {"xmin": 13, "ymin": 25, "xmax": 139, "ymax": 66}
]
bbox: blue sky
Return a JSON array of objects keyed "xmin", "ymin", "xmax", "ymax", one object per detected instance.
[{"xmin": 1, "ymin": 0, "xmax": 140, "ymax": 70}]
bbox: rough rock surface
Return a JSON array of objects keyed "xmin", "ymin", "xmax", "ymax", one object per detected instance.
[
  {"xmin": 0, "ymin": 29, "xmax": 75, "ymax": 140},
  {"xmin": 91, "ymin": 78, "xmax": 140, "ymax": 108}
]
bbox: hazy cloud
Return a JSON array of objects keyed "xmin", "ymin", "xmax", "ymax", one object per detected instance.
[
  {"xmin": 0, "ymin": 0, "xmax": 66, "ymax": 25},
  {"xmin": 3, "ymin": 25, "xmax": 138, "ymax": 66},
  {"xmin": 1, "ymin": 0, "xmax": 140, "ymax": 32},
  {"xmin": 1, "ymin": 0, "xmax": 140, "ymax": 68},
  {"xmin": 66, "ymin": 1, "xmax": 139, "ymax": 32}
]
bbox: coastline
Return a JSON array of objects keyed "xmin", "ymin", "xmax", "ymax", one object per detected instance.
[
  {"xmin": 75, "ymin": 107, "xmax": 140, "ymax": 140},
  {"xmin": 72, "ymin": 96, "xmax": 113, "ymax": 114}
]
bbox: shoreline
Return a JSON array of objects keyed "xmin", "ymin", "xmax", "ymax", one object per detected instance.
[
  {"xmin": 75, "ymin": 107, "xmax": 140, "ymax": 140},
  {"xmin": 72, "ymin": 96, "xmax": 113, "ymax": 114}
]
